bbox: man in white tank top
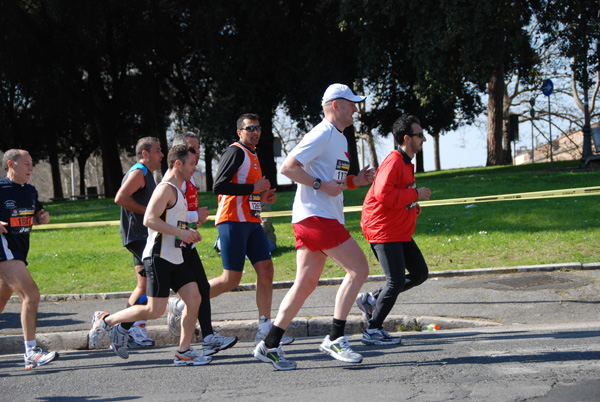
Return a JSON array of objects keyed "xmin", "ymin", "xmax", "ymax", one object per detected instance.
[{"xmin": 89, "ymin": 145, "xmax": 213, "ymax": 366}]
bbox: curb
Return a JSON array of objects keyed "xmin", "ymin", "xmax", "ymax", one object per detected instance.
[
  {"xmin": 8, "ymin": 262, "xmax": 600, "ymax": 303},
  {"xmin": 0, "ymin": 313, "xmax": 500, "ymax": 355}
]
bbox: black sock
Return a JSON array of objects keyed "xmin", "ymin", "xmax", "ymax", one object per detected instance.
[
  {"xmin": 330, "ymin": 318, "xmax": 346, "ymax": 341},
  {"xmin": 120, "ymin": 322, "xmax": 133, "ymax": 331},
  {"xmin": 264, "ymin": 325, "xmax": 286, "ymax": 349}
]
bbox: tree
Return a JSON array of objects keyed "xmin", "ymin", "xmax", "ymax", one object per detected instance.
[{"xmin": 534, "ymin": 0, "xmax": 600, "ymax": 165}]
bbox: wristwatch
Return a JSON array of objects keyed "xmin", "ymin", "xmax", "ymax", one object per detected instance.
[{"xmin": 312, "ymin": 178, "xmax": 321, "ymax": 190}]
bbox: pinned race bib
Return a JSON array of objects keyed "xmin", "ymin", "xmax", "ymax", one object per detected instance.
[
  {"xmin": 9, "ymin": 208, "xmax": 35, "ymax": 234},
  {"xmin": 174, "ymin": 220, "xmax": 189, "ymax": 248},
  {"xmin": 335, "ymin": 160, "xmax": 350, "ymax": 181},
  {"xmin": 249, "ymin": 194, "xmax": 262, "ymax": 217}
]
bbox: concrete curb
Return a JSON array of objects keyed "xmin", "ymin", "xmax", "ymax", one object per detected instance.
[
  {"xmin": 8, "ymin": 261, "xmax": 600, "ymax": 303},
  {"xmin": 0, "ymin": 313, "xmax": 500, "ymax": 355}
]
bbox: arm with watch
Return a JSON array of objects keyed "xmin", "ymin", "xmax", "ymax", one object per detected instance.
[{"xmin": 280, "ymin": 155, "xmax": 345, "ymax": 197}]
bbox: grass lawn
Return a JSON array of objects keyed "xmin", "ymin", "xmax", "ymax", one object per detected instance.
[{"xmin": 28, "ymin": 160, "xmax": 600, "ymax": 295}]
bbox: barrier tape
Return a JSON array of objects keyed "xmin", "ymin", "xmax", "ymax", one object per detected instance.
[{"xmin": 34, "ymin": 186, "xmax": 600, "ymax": 230}]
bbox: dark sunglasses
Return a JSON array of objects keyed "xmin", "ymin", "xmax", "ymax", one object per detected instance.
[
  {"xmin": 241, "ymin": 125, "xmax": 262, "ymax": 132},
  {"xmin": 411, "ymin": 132, "xmax": 425, "ymax": 138}
]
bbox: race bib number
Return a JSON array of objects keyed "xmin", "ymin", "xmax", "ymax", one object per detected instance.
[
  {"xmin": 406, "ymin": 181, "xmax": 418, "ymax": 210},
  {"xmin": 334, "ymin": 160, "xmax": 350, "ymax": 181},
  {"xmin": 9, "ymin": 208, "xmax": 35, "ymax": 234},
  {"xmin": 249, "ymin": 194, "xmax": 262, "ymax": 217},
  {"xmin": 174, "ymin": 220, "xmax": 189, "ymax": 248}
]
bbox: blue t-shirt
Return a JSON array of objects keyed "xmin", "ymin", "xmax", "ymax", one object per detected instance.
[{"xmin": 0, "ymin": 177, "xmax": 43, "ymax": 264}]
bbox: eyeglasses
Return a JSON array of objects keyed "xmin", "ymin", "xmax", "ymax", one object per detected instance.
[
  {"xmin": 241, "ymin": 125, "xmax": 262, "ymax": 132},
  {"xmin": 411, "ymin": 132, "xmax": 425, "ymax": 138}
]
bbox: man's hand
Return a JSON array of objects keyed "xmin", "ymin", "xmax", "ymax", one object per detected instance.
[
  {"xmin": 320, "ymin": 180, "xmax": 345, "ymax": 197},
  {"xmin": 416, "ymin": 204, "xmax": 422, "ymax": 216},
  {"xmin": 261, "ymin": 188, "xmax": 277, "ymax": 204},
  {"xmin": 417, "ymin": 187, "xmax": 431, "ymax": 200},
  {"xmin": 179, "ymin": 228, "xmax": 202, "ymax": 244},
  {"xmin": 253, "ymin": 176, "xmax": 271, "ymax": 193},
  {"xmin": 36, "ymin": 209, "xmax": 50, "ymax": 225},
  {"xmin": 0, "ymin": 221, "xmax": 7, "ymax": 234},
  {"xmin": 356, "ymin": 165, "xmax": 375, "ymax": 186},
  {"xmin": 196, "ymin": 207, "xmax": 209, "ymax": 223}
]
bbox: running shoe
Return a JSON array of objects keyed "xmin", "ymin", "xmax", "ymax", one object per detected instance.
[
  {"xmin": 319, "ymin": 335, "xmax": 363, "ymax": 363},
  {"xmin": 356, "ymin": 292, "xmax": 375, "ymax": 323},
  {"xmin": 110, "ymin": 325, "xmax": 130, "ymax": 359},
  {"xmin": 128, "ymin": 321, "xmax": 155, "ymax": 348},
  {"xmin": 24, "ymin": 347, "xmax": 59, "ymax": 370},
  {"xmin": 254, "ymin": 329, "xmax": 295, "ymax": 346},
  {"xmin": 361, "ymin": 328, "xmax": 402, "ymax": 345},
  {"xmin": 253, "ymin": 340, "xmax": 297, "ymax": 371},
  {"xmin": 173, "ymin": 347, "xmax": 212, "ymax": 366},
  {"xmin": 167, "ymin": 296, "xmax": 182, "ymax": 337},
  {"xmin": 202, "ymin": 332, "xmax": 238, "ymax": 356},
  {"xmin": 89, "ymin": 311, "xmax": 111, "ymax": 348}
]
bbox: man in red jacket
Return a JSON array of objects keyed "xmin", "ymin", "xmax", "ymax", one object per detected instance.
[{"xmin": 357, "ymin": 115, "xmax": 432, "ymax": 345}]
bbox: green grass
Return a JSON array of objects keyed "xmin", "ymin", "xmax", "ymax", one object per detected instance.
[{"xmin": 27, "ymin": 160, "xmax": 600, "ymax": 294}]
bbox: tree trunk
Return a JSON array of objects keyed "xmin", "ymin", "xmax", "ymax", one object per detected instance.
[
  {"xmin": 77, "ymin": 155, "xmax": 87, "ymax": 196},
  {"xmin": 365, "ymin": 129, "xmax": 379, "ymax": 169},
  {"xmin": 47, "ymin": 139, "xmax": 64, "ymax": 200},
  {"xmin": 487, "ymin": 64, "xmax": 505, "ymax": 166},
  {"xmin": 257, "ymin": 108, "xmax": 277, "ymax": 186},
  {"xmin": 433, "ymin": 133, "xmax": 441, "ymax": 171},
  {"xmin": 94, "ymin": 116, "xmax": 124, "ymax": 197},
  {"xmin": 502, "ymin": 90, "xmax": 513, "ymax": 165},
  {"xmin": 343, "ymin": 125, "xmax": 360, "ymax": 175},
  {"xmin": 204, "ymin": 144, "xmax": 214, "ymax": 192},
  {"xmin": 415, "ymin": 150, "xmax": 424, "ymax": 173}
]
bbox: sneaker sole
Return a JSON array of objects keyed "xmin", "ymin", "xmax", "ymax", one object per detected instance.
[
  {"xmin": 128, "ymin": 340, "xmax": 155, "ymax": 349},
  {"xmin": 253, "ymin": 349, "xmax": 296, "ymax": 371},
  {"xmin": 173, "ymin": 358, "xmax": 212, "ymax": 366},
  {"xmin": 204, "ymin": 337, "xmax": 238, "ymax": 356},
  {"xmin": 110, "ymin": 344, "xmax": 129, "ymax": 359},
  {"xmin": 25, "ymin": 352, "xmax": 59, "ymax": 370},
  {"xmin": 361, "ymin": 338, "xmax": 402, "ymax": 346},
  {"xmin": 319, "ymin": 346, "xmax": 363, "ymax": 363}
]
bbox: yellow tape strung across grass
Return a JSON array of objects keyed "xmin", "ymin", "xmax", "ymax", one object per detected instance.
[{"xmin": 34, "ymin": 186, "xmax": 600, "ymax": 230}]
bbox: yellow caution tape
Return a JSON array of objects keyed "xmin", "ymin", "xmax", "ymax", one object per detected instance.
[{"xmin": 34, "ymin": 186, "xmax": 600, "ymax": 230}]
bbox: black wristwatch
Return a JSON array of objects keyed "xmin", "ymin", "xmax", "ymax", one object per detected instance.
[{"xmin": 312, "ymin": 178, "xmax": 322, "ymax": 190}]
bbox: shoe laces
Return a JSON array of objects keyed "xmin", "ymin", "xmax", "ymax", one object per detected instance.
[{"xmin": 335, "ymin": 336, "xmax": 351, "ymax": 350}]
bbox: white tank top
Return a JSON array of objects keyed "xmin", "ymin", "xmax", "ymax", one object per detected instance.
[{"xmin": 142, "ymin": 181, "xmax": 188, "ymax": 264}]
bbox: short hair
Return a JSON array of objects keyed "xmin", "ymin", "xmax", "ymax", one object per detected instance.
[
  {"xmin": 135, "ymin": 137, "xmax": 159, "ymax": 159},
  {"xmin": 172, "ymin": 132, "xmax": 198, "ymax": 147},
  {"xmin": 392, "ymin": 115, "xmax": 421, "ymax": 145},
  {"xmin": 236, "ymin": 113, "xmax": 259, "ymax": 130},
  {"xmin": 167, "ymin": 145, "xmax": 195, "ymax": 169},
  {"xmin": 2, "ymin": 149, "xmax": 28, "ymax": 171}
]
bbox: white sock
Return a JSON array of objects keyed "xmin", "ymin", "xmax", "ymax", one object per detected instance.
[
  {"xmin": 258, "ymin": 315, "xmax": 271, "ymax": 333},
  {"xmin": 24, "ymin": 340, "xmax": 36, "ymax": 356}
]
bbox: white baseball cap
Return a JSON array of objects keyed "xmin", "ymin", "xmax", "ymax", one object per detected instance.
[{"xmin": 321, "ymin": 83, "xmax": 366, "ymax": 106}]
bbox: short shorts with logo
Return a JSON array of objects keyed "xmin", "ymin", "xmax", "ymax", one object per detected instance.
[
  {"xmin": 143, "ymin": 255, "xmax": 196, "ymax": 298},
  {"xmin": 293, "ymin": 216, "xmax": 351, "ymax": 252},
  {"xmin": 0, "ymin": 235, "xmax": 27, "ymax": 264},
  {"xmin": 217, "ymin": 221, "xmax": 271, "ymax": 271},
  {"xmin": 125, "ymin": 240, "xmax": 147, "ymax": 277}
]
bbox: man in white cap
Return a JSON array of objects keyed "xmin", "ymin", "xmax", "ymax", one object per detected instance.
[{"xmin": 253, "ymin": 83, "xmax": 375, "ymax": 370}]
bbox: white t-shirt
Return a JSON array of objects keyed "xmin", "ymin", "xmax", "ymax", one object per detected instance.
[{"xmin": 289, "ymin": 118, "xmax": 350, "ymax": 225}]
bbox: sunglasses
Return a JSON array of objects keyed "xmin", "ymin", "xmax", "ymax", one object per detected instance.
[
  {"xmin": 411, "ymin": 132, "xmax": 425, "ymax": 138},
  {"xmin": 241, "ymin": 125, "xmax": 262, "ymax": 132}
]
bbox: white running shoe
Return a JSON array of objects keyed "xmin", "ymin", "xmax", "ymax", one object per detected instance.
[
  {"xmin": 128, "ymin": 321, "xmax": 155, "ymax": 348},
  {"xmin": 24, "ymin": 347, "xmax": 59, "ymax": 370},
  {"xmin": 167, "ymin": 297, "xmax": 182, "ymax": 337},
  {"xmin": 361, "ymin": 328, "xmax": 402, "ymax": 345},
  {"xmin": 319, "ymin": 335, "xmax": 363, "ymax": 363},
  {"xmin": 89, "ymin": 311, "xmax": 111, "ymax": 348},
  {"xmin": 356, "ymin": 292, "xmax": 375, "ymax": 324},
  {"xmin": 253, "ymin": 340, "xmax": 297, "ymax": 371},
  {"xmin": 110, "ymin": 325, "xmax": 130, "ymax": 359},
  {"xmin": 173, "ymin": 347, "xmax": 212, "ymax": 366},
  {"xmin": 202, "ymin": 332, "xmax": 238, "ymax": 356}
]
